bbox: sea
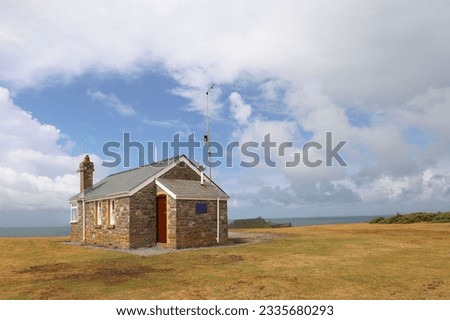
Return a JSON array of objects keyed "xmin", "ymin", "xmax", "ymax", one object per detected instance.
[
  {"xmin": 266, "ymin": 215, "xmax": 384, "ymax": 227},
  {"xmin": 0, "ymin": 226, "xmax": 71, "ymax": 238},
  {"xmin": 0, "ymin": 215, "xmax": 384, "ymax": 237}
]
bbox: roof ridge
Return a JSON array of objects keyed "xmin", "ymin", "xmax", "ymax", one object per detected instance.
[{"xmin": 106, "ymin": 155, "xmax": 184, "ymax": 177}]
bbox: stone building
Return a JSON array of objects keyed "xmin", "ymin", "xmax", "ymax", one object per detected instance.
[{"xmin": 69, "ymin": 155, "xmax": 229, "ymax": 249}]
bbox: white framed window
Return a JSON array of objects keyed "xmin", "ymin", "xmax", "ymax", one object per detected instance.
[
  {"xmin": 109, "ymin": 200, "xmax": 115, "ymax": 225},
  {"xmin": 70, "ymin": 203, "xmax": 78, "ymax": 223},
  {"xmin": 96, "ymin": 201, "xmax": 102, "ymax": 225}
]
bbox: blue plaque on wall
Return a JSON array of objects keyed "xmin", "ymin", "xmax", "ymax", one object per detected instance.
[{"xmin": 196, "ymin": 203, "xmax": 207, "ymax": 214}]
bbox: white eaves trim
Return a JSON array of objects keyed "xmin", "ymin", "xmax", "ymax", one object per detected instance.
[
  {"xmin": 155, "ymin": 179, "xmax": 178, "ymax": 199},
  {"xmin": 155, "ymin": 179, "xmax": 229, "ymax": 201},
  {"xmin": 77, "ymin": 194, "xmax": 128, "ymax": 202},
  {"xmin": 178, "ymin": 197, "xmax": 228, "ymax": 201},
  {"xmin": 155, "ymin": 180, "xmax": 229, "ymax": 200}
]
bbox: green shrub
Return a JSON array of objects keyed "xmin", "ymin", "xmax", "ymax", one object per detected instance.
[
  {"xmin": 369, "ymin": 216, "xmax": 385, "ymax": 224},
  {"xmin": 369, "ymin": 211, "xmax": 450, "ymax": 224}
]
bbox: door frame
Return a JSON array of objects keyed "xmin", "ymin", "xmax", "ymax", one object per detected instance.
[{"xmin": 156, "ymin": 194, "xmax": 167, "ymax": 243}]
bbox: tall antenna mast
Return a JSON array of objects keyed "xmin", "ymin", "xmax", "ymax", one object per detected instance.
[{"xmin": 204, "ymin": 83, "xmax": 215, "ymax": 181}]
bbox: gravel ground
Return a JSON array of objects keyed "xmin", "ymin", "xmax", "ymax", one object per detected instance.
[{"xmin": 64, "ymin": 231, "xmax": 280, "ymax": 256}]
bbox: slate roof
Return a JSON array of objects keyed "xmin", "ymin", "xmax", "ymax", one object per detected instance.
[
  {"xmin": 70, "ymin": 156, "xmax": 186, "ymax": 201},
  {"xmin": 156, "ymin": 178, "xmax": 229, "ymax": 200},
  {"xmin": 70, "ymin": 155, "xmax": 229, "ymax": 202}
]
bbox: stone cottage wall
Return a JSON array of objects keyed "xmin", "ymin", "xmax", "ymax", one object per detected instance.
[
  {"xmin": 166, "ymin": 195, "xmax": 177, "ymax": 247},
  {"xmin": 82, "ymin": 197, "xmax": 131, "ymax": 249},
  {"xmin": 174, "ymin": 199, "xmax": 228, "ymax": 249},
  {"xmin": 129, "ymin": 182, "xmax": 157, "ymax": 248},
  {"xmin": 160, "ymin": 162, "xmax": 200, "ymax": 180}
]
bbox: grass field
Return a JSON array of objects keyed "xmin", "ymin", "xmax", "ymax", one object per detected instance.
[{"xmin": 0, "ymin": 223, "xmax": 448, "ymax": 300}]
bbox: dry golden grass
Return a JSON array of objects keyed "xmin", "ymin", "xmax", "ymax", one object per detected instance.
[{"xmin": 0, "ymin": 223, "xmax": 448, "ymax": 299}]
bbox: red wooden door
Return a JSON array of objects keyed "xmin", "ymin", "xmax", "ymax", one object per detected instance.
[{"xmin": 157, "ymin": 195, "xmax": 167, "ymax": 243}]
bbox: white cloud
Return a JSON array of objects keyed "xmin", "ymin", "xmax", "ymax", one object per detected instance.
[
  {"xmin": 87, "ymin": 90, "xmax": 136, "ymax": 116},
  {"xmin": 170, "ymin": 83, "xmax": 223, "ymax": 118},
  {"xmin": 401, "ymin": 86, "xmax": 450, "ymax": 144},
  {"xmin": 259, "ymin": 79, "xmax": 287, "ymax": 101},
  {"xmin": 0, "ymin": 88, "xmax": 62, "ymax": 155},
  {"xmin": 0, "ymin": 87, "xmax": 107, "ymax": 225},
  {"xmin": 1, "ymin": 1, "xmax": 450, "ymax": 218},
  {"xmin": 3, "ymin": 1, "xmax": 450, "ymax": 107},
  {"xmin": 229, "ymin": 92, "xmax": 252, "ymax": 125},
  {"xmin": 223, "ymin": 82, "xmax": 450, "ymax": 215},
  {"xmin": 142, "ymin": 117, "xmax": 190, "ymax": 133}
]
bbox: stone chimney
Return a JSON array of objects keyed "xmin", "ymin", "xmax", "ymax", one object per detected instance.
[{"xmin": 79, "ymin": 155, "xmax": 94, "ymax": 192}]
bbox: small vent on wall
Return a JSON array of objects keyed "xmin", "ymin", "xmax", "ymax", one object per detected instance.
[{"xmin": 179, "ymin": 162, "xmax": 186, "ymax": 168}]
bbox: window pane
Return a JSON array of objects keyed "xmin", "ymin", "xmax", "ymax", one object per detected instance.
[
  {"xmin": 70, "ymin": 204, "xmax": 78, "ymax": 222},
  {"xmin": 110, "ymin": 200, "xmax": 115, "ymax": 225},
  {"xmin": 97, "ymin": 202, "xmax": 102, "ymax": 225}
]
